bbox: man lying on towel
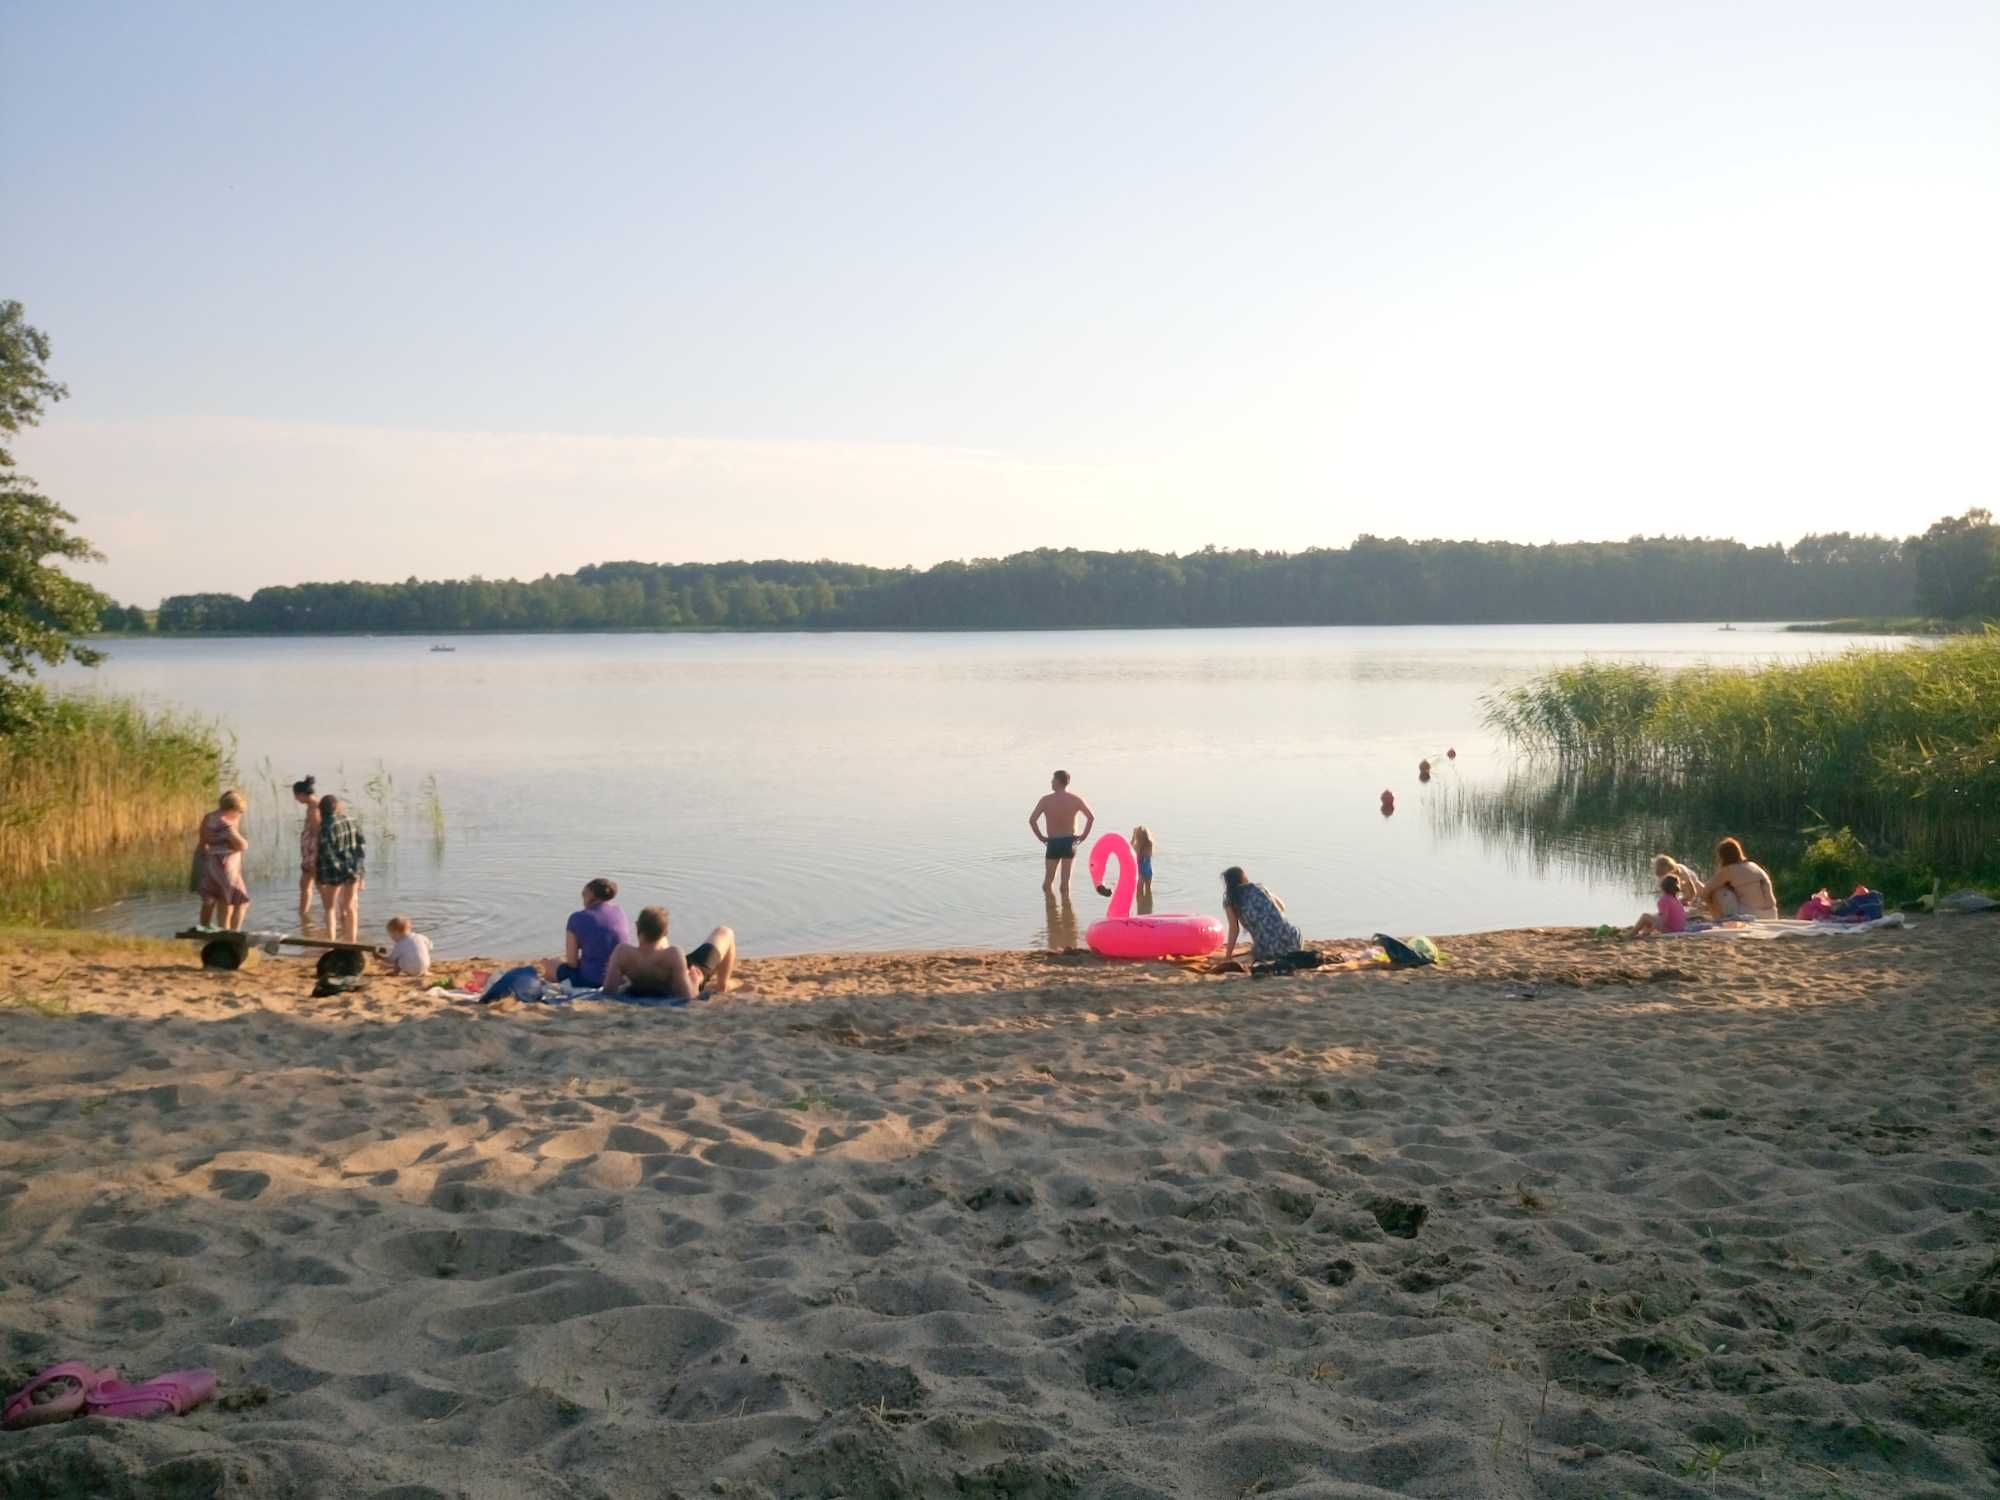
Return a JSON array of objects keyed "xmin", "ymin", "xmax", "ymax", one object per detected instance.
[{"xmin": 600, "ymin": 906, "xmax": 737, "ymax": 1003}]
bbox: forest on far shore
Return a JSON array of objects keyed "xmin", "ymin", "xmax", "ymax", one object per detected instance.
[{"xmin": 102, "ymin": 512, "xmax": 2000, "ymax": 635}]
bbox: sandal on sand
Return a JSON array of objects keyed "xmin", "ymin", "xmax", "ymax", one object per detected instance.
[
  {"xmin": 3, "ymin": 1363, "xmax": 118, "ymax": 1429},
  {"xmin": 83, "ymin": 1368, "xmax": 218, "ymax": 1420}
]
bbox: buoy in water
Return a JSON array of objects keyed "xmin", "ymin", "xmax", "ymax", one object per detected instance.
[
  {"xmin": 1446, "ymin": 747, "xmax": 1457, "ymax": 760},
  {"xmin": 1380, "ymin": 789, "xmax": 1396, "ymax": 816}
]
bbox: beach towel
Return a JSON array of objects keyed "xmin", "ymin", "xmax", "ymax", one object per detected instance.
[
  {"xmin": 1668, "ymin": 913, "xmax": 1907, "ymax": 939},
  {"xmin": 477, "ymin": 976, "xmax": 706, "ymax": 1008}
]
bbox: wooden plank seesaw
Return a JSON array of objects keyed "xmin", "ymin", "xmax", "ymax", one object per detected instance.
[{"xmin": 173, "ymin": 928, "xmax": 375, "ymax": 972}]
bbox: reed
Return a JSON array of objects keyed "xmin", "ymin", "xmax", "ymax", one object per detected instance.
[
  {"xmin": 1482, "ymin": 635, "xmax": 2000, "ymax": 872},
  {"xmin": 0, "ymin": 689, "xmax": 228, "ymax": 924},
  {"xmin": 420, "ymin": 773, "xmax": 447, "ymax": 852}
]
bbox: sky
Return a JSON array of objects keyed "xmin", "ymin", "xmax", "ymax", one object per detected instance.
[{"xmin": 5, "ymin": 1, "xmax": 1997, "ymax": 605}]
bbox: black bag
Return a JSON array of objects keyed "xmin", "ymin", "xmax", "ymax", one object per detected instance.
[{"xmin": 1374, "ymin": 933, "xmax": 1434, "ymax": 968}]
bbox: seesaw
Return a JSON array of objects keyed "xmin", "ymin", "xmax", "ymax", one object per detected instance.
[{"xmin": 173, "ymin": 928, "xmax": 375, "ymax": 974}]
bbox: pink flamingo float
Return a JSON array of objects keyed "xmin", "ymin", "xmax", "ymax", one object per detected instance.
[{"xmin": 1086, "ymin": 833, "xmax": 1225, "ymax": 960}]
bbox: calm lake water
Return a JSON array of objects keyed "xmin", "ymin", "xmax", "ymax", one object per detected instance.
[{"xmin": 54, "ymin": 625, "xmax": 1896, "ymax": 957}]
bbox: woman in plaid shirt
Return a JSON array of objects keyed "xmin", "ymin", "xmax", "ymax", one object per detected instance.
[{"xmin": 314, "ymin": 794, "xmax": 367, "ymax": 943}]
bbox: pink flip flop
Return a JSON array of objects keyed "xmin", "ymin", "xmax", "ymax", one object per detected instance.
[
  {"xmin": 83, "ymin": 1368, "xmax": 218, "ymax": 1421},
  {"xmin": 3, "ymin": 1363, "xmax": 118, "ymax": 1430}
]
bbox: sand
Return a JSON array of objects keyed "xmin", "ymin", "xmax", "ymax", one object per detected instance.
[{"xmin": 0, "ymin": 921, "xmax": 1995, "ymax": 1499}]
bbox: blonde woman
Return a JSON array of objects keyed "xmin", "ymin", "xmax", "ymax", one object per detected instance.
[
  {"xmin": 195, "ymin": 790, "xmax": 251, "ymax": 932},
  {"xmin": 1651, "ymin": 853, "xmax": 1707, "ymax": 916}
]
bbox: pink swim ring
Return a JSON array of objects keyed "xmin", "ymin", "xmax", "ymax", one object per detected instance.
[{"xmin": 1085, "ymin": 834, "xmax": 1225, "ymax": 960}]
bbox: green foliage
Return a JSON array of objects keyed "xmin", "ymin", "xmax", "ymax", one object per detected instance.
[
  {"xmin": 152, "ymin": 532, "xmax": 1924, "ymax": 635},
  {"xmin": 95, "ymin": 601, "xmax": 150, "ymax": 633},
  {"xmin": 1483, "ymin": 635, "xmax": 2000, "ymax": 874},
  {"xmin": 0, "ymin": 300, "xmax": 67, "ymax": 461},
  {"xmin": 1907, "ymin": 508, "xmax": 2000, "ymax": 620},
  {"xmin": 1800, "ymin": 827, "xmax": 1868, "ymax": 891},
  {"xmin": 0, "ymin": 687, "xmax": 226, "ymax": 924},
  {"xmin": 0, "ymin": 301, "xmax": 105, "ymax": 730}
]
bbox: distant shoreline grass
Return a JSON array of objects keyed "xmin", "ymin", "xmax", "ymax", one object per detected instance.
[
  {"xmin": 1783, "ymin": 617, "xmax": 1977, "ymax": 636},
  {"xmin": 0, "ymin": 689, "xmax": 228, "ymax": 926}
]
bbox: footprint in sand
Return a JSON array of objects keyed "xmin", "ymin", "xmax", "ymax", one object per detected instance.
[
  {"xmin": 99, "ymin": 1224, "xmax": 205, "ymax": 1257},
  {"xmin": 357, "ymin": 1227, "xmax": 580, "ymax": 1282},
  {"xmin": 209, "ymin": 1168, "xmax": 270, "ymax": 1201},
  {"xmin": 426, "ymin": 1268, "xmax": 644, "ymax": 1339}
]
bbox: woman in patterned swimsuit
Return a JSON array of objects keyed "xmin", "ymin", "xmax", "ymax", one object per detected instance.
[
  {"xmin": 292, "ymin": 775, "xmax": 323, "ymax": 924},
  {"xmin": 1221, "ymin": 866, "xmax": 1303, "ymax": 962}
]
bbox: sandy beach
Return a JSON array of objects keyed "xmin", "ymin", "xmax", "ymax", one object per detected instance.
[{"xmin": 0, "ymin": 922, "xmax": 1995, "ymax": 1499}]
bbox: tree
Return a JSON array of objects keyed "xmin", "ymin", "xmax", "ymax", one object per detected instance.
[
  {"xmin": 1, "ymin": 302, "xmax": 105, "ymax": 727},
  {"xmin": 1908, "ymin": 509, "xmax": 1999, "ymax": 619}
]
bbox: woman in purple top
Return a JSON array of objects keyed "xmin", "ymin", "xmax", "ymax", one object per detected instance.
[{"xmin": 542, "ymin": 877, "xmax": 633, "ymax": 988}]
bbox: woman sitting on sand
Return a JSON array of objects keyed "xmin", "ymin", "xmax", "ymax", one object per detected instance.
[
  {"xmin": 1221, "ymin": 866, "xmax": 1303, "ymax": 962},
  {"xmin": 601, "ymin": 906, "xmax": 737, "ymax": 1002},
  {"xmin": 542, "ymin": 877, "xmax": 633, "ymax": 989},
  {"xmin": 194, "ymin": 790, "xmax": 251, "ymax": 932},
  {"xmin": 1701, "ymin": 837, "xmax": 1778, "ymax": 921}
]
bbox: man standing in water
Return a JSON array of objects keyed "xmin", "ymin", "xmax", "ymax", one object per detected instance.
[{"xmin": 1028, "ymin": 769, "xmax": 1096, "ymax": 896}]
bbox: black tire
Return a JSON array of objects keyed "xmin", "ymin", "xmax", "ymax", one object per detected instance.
[
  {"xmin": 199, "ymin": 937, "xmax": 246, "ymax": 970},
  {"xmin": 316, "ymin": 948, "xmax": 366, "ymax": 981}
]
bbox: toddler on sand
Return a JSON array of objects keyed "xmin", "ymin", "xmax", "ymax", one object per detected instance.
[
  {"xmin": 1630, "ymin": 874, "xmax": 1688, "ymax": 937},
  {"xmin": 381, "ymin": 914, "xmax": 432, "ymax": 976}
]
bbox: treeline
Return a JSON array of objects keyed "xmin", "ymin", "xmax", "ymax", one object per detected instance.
[{"xmin": 117, "ymin": 527, "xmax": 1962, "ymax": 635}]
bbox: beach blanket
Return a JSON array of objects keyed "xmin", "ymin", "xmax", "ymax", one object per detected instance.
[
  {"xmin": 1668, "ymin": 913, "xmax": 1908, "ymax": 940},
  {"xmin": 522, "ymin": 987, "xmax": 704, "ymax": 1008}
]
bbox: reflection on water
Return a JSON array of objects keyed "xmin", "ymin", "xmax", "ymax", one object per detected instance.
[
  {"xmin": 1043, "ymin": 893, "xmax": 1079, "ymax": 952},
  {"xmin": 1428, "ymin": 767, "xmax": 1797, "ymax": 891},
  {"xmin": 52, "ymin": 625, "xmax": 1896, "ymax": 954}
]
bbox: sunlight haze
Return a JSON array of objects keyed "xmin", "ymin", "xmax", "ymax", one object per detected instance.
[{"xmin": 6, "ymin": 1, "xmax": 1996, "ymax": 604}]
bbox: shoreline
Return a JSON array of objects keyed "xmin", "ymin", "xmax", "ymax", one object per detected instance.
[{"xmin": 2, "ymin": 918, "xmax": 1995, "ymax": 1497}]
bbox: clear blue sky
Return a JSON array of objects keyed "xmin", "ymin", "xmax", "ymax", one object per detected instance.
[{"xmin": 6, "ymin": 1, "xmax": 1997, "ymax": 603}]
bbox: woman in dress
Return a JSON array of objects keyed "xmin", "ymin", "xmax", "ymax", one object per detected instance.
[
  {"xmin": 195, "ymin": 790, "xmax": 251, "ymax": 931},
  {"xmin": 1221, "ymin": 865, "xmax": 1303, "ymax": 962},
  {"xmin": 292, "ymin": 775, "xmax": 323, "ymax": 925},
  {"xmin": 314, "ymin": 794, "xmax": 367, "ymax": 944}
]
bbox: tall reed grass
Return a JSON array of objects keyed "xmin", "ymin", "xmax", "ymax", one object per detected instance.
[
  {"xmin": 0, "ymin": 689, "xmax": 227, "ymax": 924},
  {"xmin": 1482, "ymin": 635, "xmax": 2000, "ymax": 870}
]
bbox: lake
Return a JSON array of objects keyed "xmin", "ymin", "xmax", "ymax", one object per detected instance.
[{"xmin": 53, "ymin": 624, "xmax": 1898, "ymax": 957}]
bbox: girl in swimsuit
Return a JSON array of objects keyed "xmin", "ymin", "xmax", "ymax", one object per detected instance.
[{"xmin": 1131, "ymin": 826, "xmax": 1155, "ymax": 898}]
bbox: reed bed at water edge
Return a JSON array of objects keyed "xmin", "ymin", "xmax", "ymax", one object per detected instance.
[
  {"xmin": 0, "ymin": 690, "xmax": 227, "ymax": 923},
  {"xmin": 1481, "ymin": 635, "xmax": 2000, "ymax": 868}
]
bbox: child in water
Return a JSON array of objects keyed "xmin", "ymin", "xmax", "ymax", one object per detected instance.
[
  {"xmin": 1630, "ymin": 874, "xmax": 1689, "ymax": 937},
  {"xmin": 1131, "ymin": 825, "xmax": 1155, "ymax": 899}
]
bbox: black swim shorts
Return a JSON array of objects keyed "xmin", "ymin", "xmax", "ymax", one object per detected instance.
[
  {"xmin": 685, "ymin": 940, "xmax": 719, "ymax": 973},
  {"xmin": 1044, "ymin": 835, "xmax": 1078, "ymax": 861}
]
